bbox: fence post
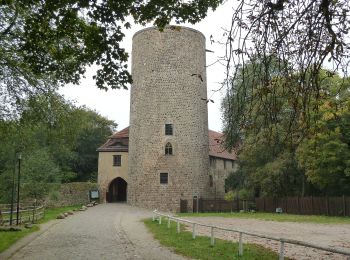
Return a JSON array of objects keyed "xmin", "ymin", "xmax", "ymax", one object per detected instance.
[
  {"xmin": 326, "ymin": 196, "xmax": 329, "ymax": 216},
  {"xmin": 285, "ymin": 198, "xmax": 287, "ymax": 214},
  {"xmin": 210, "ymin": 226, "xmax": 215, "ymax": 246},
  {"xmin": 311, "ymin": 196, "xmax": 314, "ymax": 215},
  {"xmin": 297, "ymin": 196, "xmax": 300, "ymax": 214},
  {"xmin": 263, "ymin": 197, "xmax": 266, "ymax": 212},
  {"xmin": 167, "ymin": 217, "xmax": 170, "ymax": 228},
  {"xmin": 192, "ymin": 223, "xmax": 196, "ymax": 239},
  {"xmin": 279, "ymin": 240, "xmax": 285, "ymax": 260},
  {"xmin": 159, "ymin": 216, "xmax": 162, "ymax": 225},
  {"xmin": 238, "ymin": 232, "xmax": 243, "ymax": 256},
  {"xmin": 32, "ymin": 205, "xmax": 35, "ymax": 224},
  {"xmin": 177, "ymin": 220, "xmax": 180, "ymax": 233},
  {"xmin": 343, "ymin": 195, "xmax": 346, "ymax": 217}
]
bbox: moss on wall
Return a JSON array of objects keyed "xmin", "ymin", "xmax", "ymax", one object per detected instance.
[{"xmin": 44, "ymin": 182, "xmax": 98, "ymax": 208}]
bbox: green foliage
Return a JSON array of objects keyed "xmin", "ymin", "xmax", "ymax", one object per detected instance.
[
  {"xmin": 48, "ymin": 190, "xmax": 60, "ymax": 202},
  {"xmin": 0, "ymin": 0, "xmax": 223, "ymax": 119},
  {"xmin": 223, "ymin": 59, "xmax": 350, "ymax": 196},
  {"xmin": 238, "ymin": 189, "xmax": 253, "ymax": 200},
  {"xmin": 39, "ymin": 205, "xmax": 81, "ymax": 223},
  {"xmin": 224, "ymin": 191, "xmax": 234, "ymax": 202},
  {"xmin": 144, "ymin": 219, "xmax": 281, "ymax": 259},
  {"xmin": 0, "ymin": 92, "xmax": 116, "ymax": 203},
  {"xmin": 296, "ymin": 78, "xmax": 350, "ymax": 195}
]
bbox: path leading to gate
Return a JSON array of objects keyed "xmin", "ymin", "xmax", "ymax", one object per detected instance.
[{"xmin": 2, "ymin": 204, "xmax": 187, "ymax": 260}]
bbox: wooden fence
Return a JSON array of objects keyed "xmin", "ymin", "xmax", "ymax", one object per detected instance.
[
  {"xmin": 189, "ymin": 196, "xmax": 350, "ymax": 216},
  {"xmin": 0, "ymin": 203, "xmax": 44, "ymax": 225}
]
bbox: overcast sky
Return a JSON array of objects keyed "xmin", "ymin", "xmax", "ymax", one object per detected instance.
[{"xmin": 59, "ymin": 2, "xmax": 234, "ymax": 132}]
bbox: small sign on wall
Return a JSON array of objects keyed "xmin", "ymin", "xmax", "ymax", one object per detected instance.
[{"xmin": 90, "ymin": 190, "xmax": 99, "ymax": 199}]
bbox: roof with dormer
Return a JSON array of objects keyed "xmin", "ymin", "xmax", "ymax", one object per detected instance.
[
  {"xmin": 96, "ymin": 127, "xmax": 129, "ymax": 152},
  {"xmin": 97, "ymin": 126, "xmax": 236, "ymax": 160}
]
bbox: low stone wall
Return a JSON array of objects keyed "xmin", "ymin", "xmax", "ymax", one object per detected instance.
[{"xmin": 45, "ymin": 182, "xmax": 98, "ymax": 208}]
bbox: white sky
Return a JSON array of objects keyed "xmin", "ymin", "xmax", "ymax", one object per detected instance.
[{"xmin": 59, "ymin": 2, "xmax": 234, "ymax": 132}]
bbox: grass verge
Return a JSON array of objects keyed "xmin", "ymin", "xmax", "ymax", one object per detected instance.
[
  {"xmin": 0, "ymin": 226, "xmax": 39, "ymax": 253},
  {"xmin": 38, "ymin": 205, "xmax": 81, "ymax": 223},
  {"xmin": 178, "ymin": 212, "xmax": 350, "ymax": 224},
  {"xmin": 0, "ymin": 205, "xmax": 81, "ymax": 253},
  {"xmin": 144, "ymin": 218, "xmax": 283, "ymax": 260}
]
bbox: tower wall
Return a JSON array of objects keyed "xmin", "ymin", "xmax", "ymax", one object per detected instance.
[{"xmin": 128, "ymin": 26, "xmax": 209, "ymax": 212}]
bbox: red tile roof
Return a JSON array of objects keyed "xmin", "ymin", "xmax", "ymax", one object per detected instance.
[
  {"xmin": 98, "ymin": 126, "xmax": 236, "ymax": 160},
  {"xmin": 97, "ymin": 127, "xmax": 129, "ymax": 152},
  {"xmin": 208, "ymin": 130, "xmax": 237, "ymax": 160},
  {"xmin": 109, "ymin": 127, "xmax": 129, "ymax": 139}
]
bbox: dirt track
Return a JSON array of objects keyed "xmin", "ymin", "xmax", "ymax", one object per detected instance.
[{"xmin": 183, "ymin": 216, "xmax": 350, "ymax": 259}]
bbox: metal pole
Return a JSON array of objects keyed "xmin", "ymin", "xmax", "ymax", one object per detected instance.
[
  {"xmin": 10, "ymin": 152, "xmax": 16, "ymax": 226},
  {"xmin": 279, "ymin": 241, "xmax": 285, "ymax": 260},
  {"xmin": 177, "ymin": 220, "xmax": 180, "ymax": 233},
  {"xmin": 16, "ymin": 153, "xmax": 21, "ymax": 225},
  {"xmin": 210, "ymin": 226, "xmax": 215, "ymax": 246},
  {"xmin": 239, "ymin": 232, "xmax": 243, "ymax": 256},
  {"xmin": 159, "ymin": 216, "xmax": 162, "ymax": 225}
]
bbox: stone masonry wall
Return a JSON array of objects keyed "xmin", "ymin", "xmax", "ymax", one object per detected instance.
[
  {"xmin": 128, "ymin": 26, "xmax": 210, "ymax": 212},
  {"xmin": 208, "ymin": 158, "xmax": 239, "ymax": 198},
  {"xmin": 44, "ymin": 182, "xmax": 97, "ymax": 208}
]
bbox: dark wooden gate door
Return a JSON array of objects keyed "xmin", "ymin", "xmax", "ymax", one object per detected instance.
[
  {"xmin": 180, "ymin": 199, "xmax": 188, "ymax": 213},
  {"xmin": 107, "ymin": 177, "xmax": 127, "ymax": 202}
]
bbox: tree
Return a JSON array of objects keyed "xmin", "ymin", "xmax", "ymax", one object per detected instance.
[
  {"xmin": 0, "ymin": 91, "xmax": 117, "ymax": 203},
  {"xmin": 223, "ymin": 62, "xmax": 350, "ymax": 196},
  {"xmin": 69, "ymin": 106, "xmax": 117, "ymax": 181},
  {"xmin": 224, "ymin": 190, "xmax": 235, "ymax": 212},
  {"xmin": 296, "ymin": 77, "xmax": 350, "ymax": 195},
  {"xmin": 0, "ymin": 0, "xmax": 223, "ymax": 119},
  {"xmin": 221, "ymin": 0, "xmax": 350, "ymax": 143}
]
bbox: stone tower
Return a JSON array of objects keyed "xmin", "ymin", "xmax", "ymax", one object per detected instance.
[{"xmin": 128, "ymin": 26, "xmax": 209, "ymax": 212}]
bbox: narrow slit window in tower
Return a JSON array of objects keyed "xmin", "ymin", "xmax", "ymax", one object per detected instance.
[{"xmin": 165, "ymin": 142, "xmax": 173, "ymax": 155}]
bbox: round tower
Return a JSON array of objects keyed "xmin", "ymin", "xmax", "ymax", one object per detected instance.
[{"xmin": 128, "ymin": 26, "xmax": 209, "ymax": 212}]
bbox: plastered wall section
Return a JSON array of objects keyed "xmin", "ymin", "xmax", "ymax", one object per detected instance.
[
  {"xmin": 208, "ymin": 158, "xmax": 239, "ymax": 198},
  {"xmin": 97, "ymin": 152, "xmax": 129, "ymax": 202}
]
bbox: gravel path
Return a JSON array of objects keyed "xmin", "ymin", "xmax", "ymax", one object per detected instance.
[
  {"xmin": 182, "ymin": 216, "xmax": 350, "ymax": 260},
  {"xmin": 3, "ymin": 204, "xmax": 187, "ymax": 260}
]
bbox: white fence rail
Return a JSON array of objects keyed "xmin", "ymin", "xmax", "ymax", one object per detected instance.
[{"xmin": 153, "ymin": 210, "xmax": 350, "ymax": 260}]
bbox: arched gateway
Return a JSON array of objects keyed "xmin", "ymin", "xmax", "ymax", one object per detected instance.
[{"xmin": 107, "ymin": 177, "xmax": 127, "ymax": 202}]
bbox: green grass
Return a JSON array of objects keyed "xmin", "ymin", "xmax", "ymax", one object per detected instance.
[
  {"xmin": 144, "ymin": 218, "xmax": 283, "ymax": 260},
  {"xmin": 178, "ymin": 212, "xmax": 350, "ymax": 224},
  {"xmin": 0, "ymin": 225, "xmax": 39, "ymax": 253},
  {"xmin": 0, "ymin": 205, "xmax": 81, "ymax": 253},
  {"xmin": 38, "ymin": 205, "xmax": 81, "ymax": 223}
]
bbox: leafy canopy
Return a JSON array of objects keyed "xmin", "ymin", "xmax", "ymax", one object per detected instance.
[
  {"xmin": 0, "ymin": 0, "xmax": 223, "ymax": 119},
  {"xmin": 221, "ymin": 0, "xmax": 350, "ymax": 143}
]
